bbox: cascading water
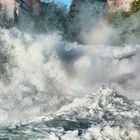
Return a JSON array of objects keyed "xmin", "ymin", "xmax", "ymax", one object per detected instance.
[
  {"xmin": 0, "ymin": 27, "xmax": 139, "ymax": 139},
  {"xmin": 0, "ymin": 1, "xmax": 140, "ymax": 139},
  {"xmin": 0, "ymin": 28, "xmax": 70, "ymax": 123}
]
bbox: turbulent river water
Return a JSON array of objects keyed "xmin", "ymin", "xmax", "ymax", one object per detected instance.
[{"xmin": 0, "ymin": 28, "xmax": 140, "ymax": 140}]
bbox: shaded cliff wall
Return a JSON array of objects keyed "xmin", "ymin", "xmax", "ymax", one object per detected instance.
[
  {"xmin": 16, "ymin": 0, "xmax": 42, "ymax": 15},
  {"xmin": 16, "ymin": 1, "xmax": 67, "ymax": 33},
  {"xmin": 69, "ymin": 0, "xmax": 80, "ymax": 17},
  {"xmin": 69, "ymin": 0, "xmax": 107, "ymax": 17},
  {"xmin": 67, "ymin": 0, "xmax": 107, "ymax": 43}
]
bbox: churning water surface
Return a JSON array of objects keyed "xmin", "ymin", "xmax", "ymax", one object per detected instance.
[{"xmin": 0, "ymin": 28, "xmax": 140, "ymax": 140}]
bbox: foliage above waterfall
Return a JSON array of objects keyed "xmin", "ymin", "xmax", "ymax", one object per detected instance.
[{"xmin": 131, "ymin": 0, "xmax": 140, "ymax": 13}]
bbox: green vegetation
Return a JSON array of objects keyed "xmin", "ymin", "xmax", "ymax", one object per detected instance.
[
  {"xmin": 131, "ymin": 0, "xmax": 140, "ymax": 13},
  {"xmin": 106, "ymin": 12, "xmax": 129, "ymax": 26}
]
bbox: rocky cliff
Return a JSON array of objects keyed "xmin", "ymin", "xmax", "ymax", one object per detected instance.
[
  {"xmin": 69, "ymin": 0, "xmax": 107, "ymax": 17},
  {"xmin": 0, "ymin": 0, "xmax": 18, "ymax": 22},
  {"xmin": 108, "ymin": 0, "xmax": 134, "ymax": 12},
  {"xmin": 0, "ymin": 0, "xmax": 42, "ymax": 27},
  {"xmin": 16, "ymin": 0, "xmax": 41, "ymax": 15},
  {"xmin": 69, "ymin": 0, "xmax": 80, "ymax": 17}
]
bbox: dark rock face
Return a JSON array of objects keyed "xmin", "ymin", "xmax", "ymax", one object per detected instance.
[
  {"xmin": 66, "ymin": 0, "xmax": 108, "ymax": 43},
  {"xmin": 16, "ymin": 0, "xmax": 42, "ymax": 15},
  {"xmin": 69, "ymin": 0, "xmax": 107, "ymax": 17},
  {"xmin": 69, "ymin": 0, "xmax": 80, "ymax": 17}
]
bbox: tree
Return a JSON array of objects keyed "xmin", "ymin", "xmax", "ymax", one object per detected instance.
[{"xmin": 131, "ymin": 0, "xmax": 140, "ymax": 13}]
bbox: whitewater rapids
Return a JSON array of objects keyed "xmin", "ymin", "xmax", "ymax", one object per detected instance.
[
  {"xmin": 0, "ymin": 87, "xmax": 140, "ymax": 140},
  {"xmin": 0, "ymin": 28, "xmax": 140, "ymax": 139}
]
